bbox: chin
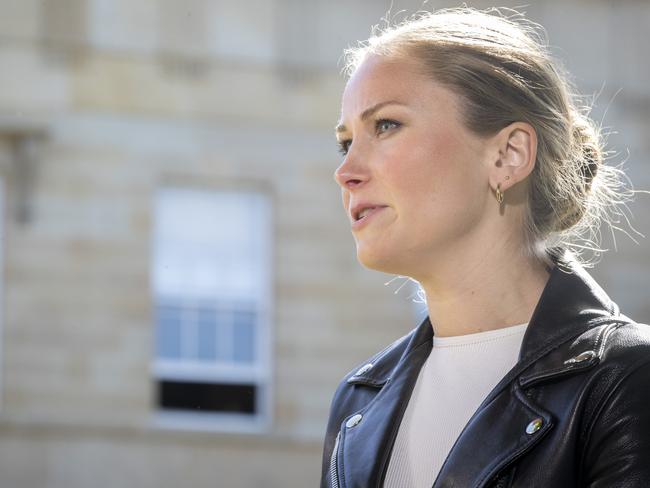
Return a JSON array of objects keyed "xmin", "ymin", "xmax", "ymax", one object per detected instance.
[{"xmin": 356, "ymin": 244, "xmax": 404, "ymax": 275}]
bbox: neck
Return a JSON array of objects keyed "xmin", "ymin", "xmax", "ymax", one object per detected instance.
[{"xmin": 418, "ymin": 241, "xmax": 551, "ymax": 338}]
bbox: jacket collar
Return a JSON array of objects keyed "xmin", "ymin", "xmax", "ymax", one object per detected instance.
[{"xmin": 518, "ymin": 248, "xmax": 619, "ymax": 361}]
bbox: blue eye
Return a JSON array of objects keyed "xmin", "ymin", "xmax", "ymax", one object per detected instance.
[
  {"xmin": 336, "ymin": 119, "xmax": 399, "ymax": 156},
  {"xmin": 375, "ymin": 119, "xmax": 400, "ymax": 134},
  {"xmin": 337, "ymin": 140, "xmax": 351, "ymax": 156}
]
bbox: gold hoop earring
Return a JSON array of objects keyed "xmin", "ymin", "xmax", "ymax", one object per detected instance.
[{"xmin": 496, "ymin": 183, "xmax": 504, "ymax": 204}]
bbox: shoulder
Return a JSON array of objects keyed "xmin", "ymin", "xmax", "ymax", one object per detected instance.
[
  {"xmin": 601, "ymin": 320, "xmax": 650, "ymax": 368},
  {"xmin": 553, "ymin": 318, "xmax": 650, "ymax": 371},
  {"xmin": 568, "ymin": 319, "xmax": 650, "ymax": 385},
  {"xmin": 577, "ymin": 320, "xmax": 650, "ymax": 431},
  {"xmin": 579, "ymin": 322, "xmax": 650, "ymax": 485},
  {"xmin": 593, "ymin": 320, "xmax": 650, "ymax": 406}
]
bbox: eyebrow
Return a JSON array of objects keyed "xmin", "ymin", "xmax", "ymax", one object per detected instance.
[{"xmin": 335, "ymin": 100, "xmax": 407, "ymax": 134}]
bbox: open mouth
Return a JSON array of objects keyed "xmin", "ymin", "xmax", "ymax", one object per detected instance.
[
  {"xmin": 355, "ymin": 206, "xmax": 378, "ymax": 221},
  {"xmin": 351, "ymin": 205, "xmax": 387, "ymax": 227}
]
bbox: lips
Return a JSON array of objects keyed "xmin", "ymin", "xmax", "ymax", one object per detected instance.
[
  {"xmin": 350, "ymin": 203, "xmax": 388, "ymax": 230},
  {"xmin": 357, "ymin": 207, "xmax": 376, "ymax": 220}
]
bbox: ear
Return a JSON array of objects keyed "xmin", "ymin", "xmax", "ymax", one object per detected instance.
[{"xmin": 488, "ymin": 122, "xmax": 537, "ymax": 193}]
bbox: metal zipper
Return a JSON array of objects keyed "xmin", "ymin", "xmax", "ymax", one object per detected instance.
[{"xmin": 329, "ymin": 431, "xmax": 341, "ymax": 488}]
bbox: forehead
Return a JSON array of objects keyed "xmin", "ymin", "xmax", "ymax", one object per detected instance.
[{"xmin": 340, "ymin": 55, "xmax": 457, "ymax": 122}]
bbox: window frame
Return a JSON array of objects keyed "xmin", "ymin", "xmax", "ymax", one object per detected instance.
[{"xmin": 150, "ymin": 185, "xmax": 274, "ymax": 433}]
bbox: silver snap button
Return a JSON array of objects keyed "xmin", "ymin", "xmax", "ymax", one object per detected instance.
[
  {"xmin": 526, "ymin": 418, "xmax": 543, "ymax": 435},
  {"xmin": 564, "ymin": 350, "xmax": 596, "ymax": 365},
  {"xmin": 346, "ymin": 414, "xmax": 363, "ymax": 428},
  {"xmin": 355, "ymin": 363, "xmax": 373, "ymax": 376}
]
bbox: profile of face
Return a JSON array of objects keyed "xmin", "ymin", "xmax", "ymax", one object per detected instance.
[{"xmin": 334, "ymin": 55, "xmax": 497, "ymax": 279}]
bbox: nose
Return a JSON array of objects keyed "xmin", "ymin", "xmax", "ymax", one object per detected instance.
[{"xmin": 334, "ymin": 150, "xmax": 368, "ymax": 190}]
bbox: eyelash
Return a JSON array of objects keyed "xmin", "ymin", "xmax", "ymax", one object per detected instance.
[{"xmin": 337, "ymin": 118, "xmax": 401, "ymax": 156}]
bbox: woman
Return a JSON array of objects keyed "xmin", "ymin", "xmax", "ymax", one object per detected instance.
[{"xmin": 321, "ymin": 7, "xmax": 650, "ymax": 488}]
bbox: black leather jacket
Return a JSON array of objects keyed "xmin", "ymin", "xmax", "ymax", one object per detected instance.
[{"xmin": 320, "ymin": 250, "xmax": 650, "ymax": 487}]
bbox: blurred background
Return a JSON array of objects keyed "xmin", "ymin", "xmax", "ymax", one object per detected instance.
[{"xmin": 0, "ymin": 0, "xmax": 648, "ymax": 487}]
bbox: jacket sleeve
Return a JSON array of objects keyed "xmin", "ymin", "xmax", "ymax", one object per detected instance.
[{"xmin": 582, "ymin": 359, "xmax": 650, "ymax": 487}]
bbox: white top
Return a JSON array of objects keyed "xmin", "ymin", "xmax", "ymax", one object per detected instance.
[{"xmin": 383, "ymin": 322, "xmax": 528, "ymax": 488}]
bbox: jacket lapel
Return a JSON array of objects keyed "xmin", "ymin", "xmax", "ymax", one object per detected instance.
[
  {"xmin": 432, "ymin": 380, "xmax": 554, "ymax": 488},
  {"xmin": 517, "ymin": 249, "xmax": 618, "ymax": 364},
  {"xmin": 340, "ymin": 317, "xmax": 434, "ymax": 488}
]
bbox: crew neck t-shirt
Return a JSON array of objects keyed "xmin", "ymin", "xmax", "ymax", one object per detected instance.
[{"xmin": 383, "ymin": 322, "xmax": 528, "ymax": 488}]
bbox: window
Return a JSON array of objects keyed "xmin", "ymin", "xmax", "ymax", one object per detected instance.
[{"xmin": 152, "ymin": 187, "xmax": 272, "ymax": 431}]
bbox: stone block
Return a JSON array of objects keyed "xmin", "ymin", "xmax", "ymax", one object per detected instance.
[
  {"xmin": 157, "ymin": 0, "xmax": 211, "ymax": 58},
  {"xmin": 0, "ymin": 0, "xmax": 40, "ymax": 40},
  {"xmin": 88, "ymin": 0, "xmax": 157, "ymax": 53},
  {"xmin": 0, "ymin": 46, "xmax": 71, "ymax": 112},
  {"xmin": 206, "ymin": 0, "xmax": 276, "ymax": 63}
]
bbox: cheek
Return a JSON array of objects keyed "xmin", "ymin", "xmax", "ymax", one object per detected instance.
[
  {"xmin": 388, "ymin": 132, "xmax": 485, "ymax": 228},
  {"xmin": 425, "ymin": 127, "xmax": 468, "ymax": 172},
  {"xmin": 389, "ymin": 129, "xmax": 463, "ymax": 195}
]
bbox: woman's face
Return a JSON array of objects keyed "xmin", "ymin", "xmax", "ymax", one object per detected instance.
[{"xmin": 334, "ymin": 55, "xmax": 495, "ymax": 277}]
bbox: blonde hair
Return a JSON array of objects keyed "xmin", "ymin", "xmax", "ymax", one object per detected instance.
[{"xmin": 344, "ymin": 7, "xmax": 635, "ymax": 266}]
